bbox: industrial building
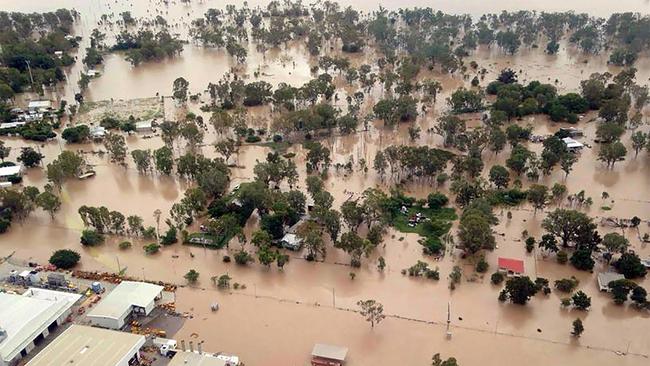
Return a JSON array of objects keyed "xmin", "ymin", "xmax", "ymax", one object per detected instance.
[
  {"xmin": 0, "ymin": 288, "xmax": 81, "ymax": 366},
  {"xmin": 87, "ymin": 281, "xmax": 163, "ymax": 330},
  {"xmin": 26, "ymin": 325, "xmax": 145, "ymax": 366}
]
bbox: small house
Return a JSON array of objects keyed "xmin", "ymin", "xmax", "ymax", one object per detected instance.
[
  {"xmin": 281, "ymin": 233, "xmax": 302, "ymax": 251},
  {"xmin": 0, "ymin": 165, "xmax": 23, "ymax": 183},
  {"xmin": 597, "ymin": 272, "xmax": 625, "ymax": 292},
  {"xmin": 90, "ymin": 125, "xmax": 107, "ymax": 140},
  {"xmin": 497, "ymin": 257, "xmax": 524, "ymax": 277},
  {"xmin": 562, "ymin": 137, "xmax": 584, "ymax": 153},
  {"xmin": 27, "ymin": 101, "xmax": 52, "ymax": 113},
  {"xmin": 311, "ymin": 344, "xmax": 348, "ymax": 366}
]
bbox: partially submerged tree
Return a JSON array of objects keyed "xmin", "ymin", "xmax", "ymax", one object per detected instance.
[{"xmin": 357, "ymin": 299, "xmax": 386, "ymax": 328}]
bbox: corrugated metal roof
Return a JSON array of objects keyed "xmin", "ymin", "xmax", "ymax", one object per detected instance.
[
  {"xmin": 312, "ymin": 343, "xmax": 348, "ymax": 361},
  {"xmin": 26, "ymin": 325, "xmax": 145, "ymax": 366},
  {"xmin": 0, "ymin": 290, "xmax": 80, "ymax": 362},
  {"xmin": 0, "ymin": 165, "xmax": 22, "ymax": 177},
  {"xmin": 87, "ymin": 281, "xmax": 163, "ymax": 321},
  {"xmin": 498, "ymin": 257, "xmax": 525, "ymax": 273}
]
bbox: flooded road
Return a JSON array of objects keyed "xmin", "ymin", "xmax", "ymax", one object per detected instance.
[{"xmin": 1, "ymin": 0, "xmax": 650, "ymax": 365}]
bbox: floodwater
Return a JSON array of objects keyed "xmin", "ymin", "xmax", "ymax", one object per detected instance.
[{"xmin": 1, "ymin": 0, "xmax": 650, "ymax": 365}]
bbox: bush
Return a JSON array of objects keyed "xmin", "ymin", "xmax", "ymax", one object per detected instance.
[
  {"xmin": 80, "ymin": 229, "xmax": 104, "ymax": 246},
  {"xmin": 476, "ymin": 257, "xmax": 489, "ymax": 273},
  {"xmin": 234, "ymin": 250, "xmax": 254, "ymax": 265},
  {"xmin": 118, "ymin": 241, "xmax": 132, "ymax": 250},
  {"xmin": 525, "ymin": 237, "xmax": 535, "ymax": 253},
  {"xmin": 556, "ymin": 250, "xmax": 568, "ymax": 264},
  {"xmin": 160, "ymin": 226, "xmax": 178, "ymax": 245},
  {"xmin": 49, "ymin": 249, "xmax": 80, "ymax": 269},
  {"xmin": 0, "ymin": 218, "xmax": 10, "ymax": 233},
  {"xmin": 184, "ymin": 269, "xmax": 199, "ymax": 283},
  {"xmin": 222, "ymin": 255, "xmax": 231, "ymax": 263},
  {"xmin": 245, "ymin": 135, "xmax": 261, "ymax": 143},
  {"xmin": 143, "ymin": 243, "xmax": 160, "ymax": 254},
  {"xmin": 427, "ymin": 192, "xmax": 449, "ymax": 209},
  {"xmin": 554, "ymin": 277, "xmax": 579, "ymax": 293},
  {"xmin": 491, "ymin": 271, "xmax": 505, "ymax": 285}
]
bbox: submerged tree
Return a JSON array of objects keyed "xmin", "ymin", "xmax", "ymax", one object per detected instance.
[{"xmin": 357, "ymin": 299, "xmax": 386, "ymax": 328}]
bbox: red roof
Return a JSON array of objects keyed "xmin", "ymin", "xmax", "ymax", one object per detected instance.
[{"xmin": 498, "ymin": 257, "xmax": 524, "ymax": 273}]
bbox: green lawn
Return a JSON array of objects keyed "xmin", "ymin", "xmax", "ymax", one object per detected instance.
[{"xmin": 390, "ymin": 206, "xmax": 457, "ymax": 255}]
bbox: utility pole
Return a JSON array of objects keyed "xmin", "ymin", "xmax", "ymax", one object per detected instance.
[{"xmin": 446, "ymin": 301, "xmax": 452, "ymax": 339}]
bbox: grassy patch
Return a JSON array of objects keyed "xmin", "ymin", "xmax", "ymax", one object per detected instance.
[
  {"xmin": 260, "ymin": 141, "xmax": 291, "ymax": 152},
  {"xmin": 600, "ymin": 206, "xmax": 612, "ymax": 211},
  {"xmin": 390, "ymin": 206, "xmax": 456, "ymax": 255}
]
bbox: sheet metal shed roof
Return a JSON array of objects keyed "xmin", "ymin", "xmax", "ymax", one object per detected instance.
[
  {"xmin": 498, "ymin": 257, "xmax": 525, "ymax": 273},
  {"xmin": 0, "ymin": 165, "xmax": 22, "ymax": 177},
  {"xmin": 26, "ymin": 325, "xmax": 145, "ymax": 366},
  {"xmin": 87, "ymin": 281, "xmax": 163, "ymax": 320},
  {"xmin": 0, "ymin": 290, "xmax": 79, "ymax": 362},
  {"xmin": 168, "ymin": 352, "xmax": 228, "ymax": 366},
  {"xmin": 312, "ymin": 343, "xmax": 348, "ymax": 361},
  {"xmin": 562, "ymin": 137, "xmax": 584, "ymax": 148}
]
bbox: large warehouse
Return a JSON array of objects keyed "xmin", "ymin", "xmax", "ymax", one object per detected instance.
[
  {"xmin": 0, "ymin": 288, "xmax": 81, "ymax": 366},
  {"xmin": 87, "ymin": 281, "xmax": 164, "ymax": 329},
  {"xmin": 26, "ymin": 325, "xmax": 145, "ymax": 366}
]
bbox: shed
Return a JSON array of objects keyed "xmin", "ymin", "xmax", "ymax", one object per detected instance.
[
  {"xmin": 562, "ymin": 137, "xmax": 584, "ymax": 152},
  {"xmin": 281, "ymin": 233, "xmax": 302, "ymax": 251},
  {"xmin": 597, "ymin": 272, "xmax": 625, "ymax": 292},
  {"xmin": 87, "ymin": 281, "xmax": 163, "ymax": 330},
  {"xmin": 497, "ymin": 257, "xmax": 524, "ymax": 276},
  {"xmin": 559, "ymin": 127, "xmax": 584, "ymax": 137},
  {"xmin": 311, "ymin": 344, "xmax": 348, "ymax": 366},
  {"xmin": 135, "ymin": 120, "xmax": 153, "ymax": 132},
  {"xmin": 27, "ymin": 101, "xmax": 52, "ymax": 112}
]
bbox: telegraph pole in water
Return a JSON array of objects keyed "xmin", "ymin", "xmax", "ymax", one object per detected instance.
[{"xmin": 446, "ymin": 301, "xmax": 452, "ymax": 339}]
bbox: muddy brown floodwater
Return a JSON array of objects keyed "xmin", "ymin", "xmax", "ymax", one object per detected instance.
[{"xmin": 1, "ymin": 0, "xmax": 650, "ymax": 365}]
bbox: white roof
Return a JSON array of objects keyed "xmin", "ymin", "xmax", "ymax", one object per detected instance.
[
  {"xmin": 562, "ymin": 137, "xmax": 583, "ymax": 149},
  {"xmin": 26, "ymin": 325, "xmax": 145, "ymax": 366},
  {"xmin": 597, "ymin": 272, "xmax": 624, "ymax": 287},
  {"xmin": 168, "ymin": 352, "xmax": 229, "ymax": 366},
  {"xmin": 87, "ymin": 281, "xmax": 163, "ymax": 321},
  {"xmin": 312, "ymin": 343, "xmax": 348, "ymax": 361},
  {"xmin": 0, "ymin": 290, "xmax": 80, "ymax": 362},
  {"xmin": 0, "ymin": 165, "xmax": 22, "ymax": 177},
  {"xmin": 135, "ymin": 120, "xmax": 153, "ymax": 129},
  {"xmin": 0, "ymin": 122, "xmax": 26, "ymax": 129},
  {"xmin": 27, "ymin": 101, "xmax": 51, "ymax": 109},
  {"xmin": 281, "ymin": 233, "xmax": 300, "ymax": 244}
]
